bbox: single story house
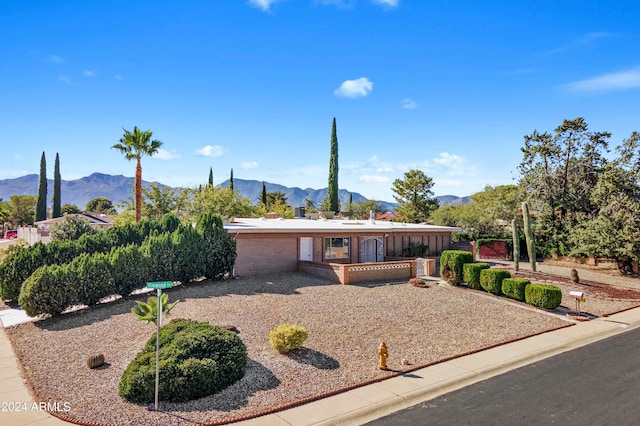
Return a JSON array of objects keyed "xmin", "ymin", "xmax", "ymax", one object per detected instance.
[{"xmin": 224, "ymin": 216, "xmax": 460, "ymax": 283}]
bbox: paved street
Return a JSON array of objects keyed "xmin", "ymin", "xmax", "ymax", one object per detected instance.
[{"xmin": 367, "ymin": 325, "xmax": 640, "ymax": 426}]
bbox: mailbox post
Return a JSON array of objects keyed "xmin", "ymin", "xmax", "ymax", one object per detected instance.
[
  {"xmin": 146, "ymin": 281, "xmax": 173, "ymax": 411},
  {"xmin": 570, "ymin": 291, "xmax": 585, "ymax": 316}
]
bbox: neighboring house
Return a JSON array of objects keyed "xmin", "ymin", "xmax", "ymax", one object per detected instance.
[
  {"xmin": 225, "ymin": 216, "xmax": 459, "ymax": 283},
  {"xmin": 19, "ymin": 213, "xmax": 114, "ymax": 244},
  {"xmin": 375, "ymin": 211, "xmax": 401, "ymax": 221}
]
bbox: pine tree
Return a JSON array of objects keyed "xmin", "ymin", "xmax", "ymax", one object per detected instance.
[
  {"xmin": 208, "ymin": 166, "xmax": 213, "ymax": 187},
  {"xmin": 230, "ymin": 168, "xmax": 234, "ymax": 192},
  {"xmin": 261, "ymin": 182, "xmax": 267, "ymax": 206},
  {"xmin": 52, "ymin": 152, "xmax": 61, "ymax": 218},
  {"xmin": 35, "ymin": 151, "xmax": 47, "ymax": 221},
  {"xmin": 327, "ymin": 117, "xmax": 339, "ymax": 212}
]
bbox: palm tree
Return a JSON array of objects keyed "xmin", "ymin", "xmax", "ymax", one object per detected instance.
[{"xmin": 112, "ymin": 126, "xmax": 162, "ymax": 222}]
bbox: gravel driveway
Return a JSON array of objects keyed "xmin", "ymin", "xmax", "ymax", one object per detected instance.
[{"xmin": 6, "ymin": 271, "xmax": 639, "ymax": 426}]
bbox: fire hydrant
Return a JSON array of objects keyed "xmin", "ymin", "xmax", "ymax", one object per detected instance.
[{"xmin": 378, "ymin": 341, "xmax": 389, "ymax": 370}]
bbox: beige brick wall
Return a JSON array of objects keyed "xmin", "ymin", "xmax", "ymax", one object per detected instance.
[{"xmin": 234, "ymin": 234, "xmax": 298, "ymax": 276}]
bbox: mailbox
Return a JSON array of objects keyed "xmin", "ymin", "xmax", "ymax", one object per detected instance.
[{"xmin": 570, "ymin": 291, "xmax": 584, "ymax": 299}]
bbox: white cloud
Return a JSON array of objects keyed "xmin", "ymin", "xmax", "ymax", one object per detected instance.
[
  {"xmin": 241, "ymin": 161, "xmax": 259, "ymax": 169},
  {"xmin": 360, "ymin": 175, "xmax": 389, "ymax": 183},
  {"xmin": 154, "ymin": 149, "xmax": 180, "ymax": 160},
  {"xmin": 248, "ymin": 0, "xmax": 281, "ymax": 11},
  {"xmin": 48, "ymin": 55, "xmax": 65, "ymax": 64},
  {"xmin": 83, "ymin": 70, "xmax": 96, "ymax": 77},
  {"xmin": 372, "ymin": 0, "xmax": 398, "ymax": 7},
  {"xmin": 401, "ymin": 98, "xmax": 417, "ymax": 109},
  {"xmin": 425, "ymin": 152, "xmax": 476, "ymax": 177},
  {"xmin": 194, "ymin": 145, "xmax": 227, "ymax": 157},
  {"xmin": 547, "ymin": 32, "xmax": 613, "ymax": 55},
  {"xmin": 58, "ymin": 75, "xmax": 71, "ymax": 84},
  {"xmin": 565, "ymin": 67, "xmax": 640, "ymax": 93},
  {"xmin": 334, "ymin": 77, "xmax": 373, "ymax": 98}
]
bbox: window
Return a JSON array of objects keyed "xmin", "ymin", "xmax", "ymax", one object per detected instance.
[{"xmin": 325, "ymin": 237, "xmax": 350, "ymax": 260}]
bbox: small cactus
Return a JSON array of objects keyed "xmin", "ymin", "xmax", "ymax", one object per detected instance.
[
  {"xmin": 87, "ymin": 353, "xmax": 105, "ymax": 369},
  {"xmin": 571, "ymin": 268, "xmax": 580, "ymax": 284}
]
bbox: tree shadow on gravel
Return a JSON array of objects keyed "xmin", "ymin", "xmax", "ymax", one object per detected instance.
[
  {"xmin": 32, "ymin": 272, "xmax": 337, "ymax": 331},
  {"xmin": 286, "ymin": 347, "xmax": 340, "ymax": 370},
  {"xmin": 162, "ymin": 358, "xmax": 281, "ymax": 413}
]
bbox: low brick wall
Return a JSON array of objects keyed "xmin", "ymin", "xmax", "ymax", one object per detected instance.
[{"xmin": 298, "ymin": 260, "xmax": 415, "ymax": 284}]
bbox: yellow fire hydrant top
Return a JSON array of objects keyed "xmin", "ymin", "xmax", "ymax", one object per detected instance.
[{"xmin": 378, "ymin": 341, "xmax": 389, "ymax": 370}]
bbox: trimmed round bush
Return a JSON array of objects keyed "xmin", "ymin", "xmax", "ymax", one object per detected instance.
[
  {"xmin": 119, "ymin": 319, "xmax": 247, "ymax": 403},
  {"xmin": 479, "ymin": 269, "xmax": 511, "ymax": 295},
  {"xmin": 525, "ymin": 283, "xmax": 562, "ymax": 309},
  {"xmin": 463, "ymin": 262, "xmax": 490, "ymax": 290},
  {"xmin": 440, "ymin": 250, "xmax": 474, "ymax": 285},
  {"xmin": 18, "ymin": 265, "xmax": 73, "ymax": 316},
  {"xmin": 501, "ymin": 277, "xmax": 531, "ymax": 301},
  {"xmin": 269, "ymin": 323, "xmax": 308, "ymax": 353},
  {"xmin": 68, "ymin": 253, "xmax": 115, "ymax": 306}
]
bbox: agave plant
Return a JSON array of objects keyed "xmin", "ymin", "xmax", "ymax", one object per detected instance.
[{"xmin": 132, "ymin": 293, "xmax": 179, "ymax": 324}]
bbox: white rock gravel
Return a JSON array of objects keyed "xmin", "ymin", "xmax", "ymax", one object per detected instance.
[{"xmin": 6, "ymin": 272, "xmax": 638, "ymax": 426}]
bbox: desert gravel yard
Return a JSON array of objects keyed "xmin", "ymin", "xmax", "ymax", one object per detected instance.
[{"xmin": 6, "ymin": 271, "xmax": 640, "ymax": 426}]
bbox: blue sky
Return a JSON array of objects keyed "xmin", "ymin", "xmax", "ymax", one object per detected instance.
[{"xmin": 2, "ymin": 0, "xmax": 639, "ymax": 203}]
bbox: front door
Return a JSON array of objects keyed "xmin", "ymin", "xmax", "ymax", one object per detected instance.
[
  {"xmin": 299, "ymin": 237, "xmax": 313, "ymax": 261},
  {"xmin": 360, "ymin": 237, "xmax": 383, "ymax": 263}
]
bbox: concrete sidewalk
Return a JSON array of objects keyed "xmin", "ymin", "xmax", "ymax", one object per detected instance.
[{"xmin": 2, "ymin": 305, "xmax": 640, "ymax": 426}]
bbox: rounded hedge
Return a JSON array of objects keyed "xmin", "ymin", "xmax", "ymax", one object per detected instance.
[
  {"xmin": 479, "ymin": 269, "xmax": 511, "ymax": 295},
  {"xmin": 525, "ymin": 283, "xmax": 562, "ymax": 309},
  {"xmin": 462, "ymin": 262, "xmax": 490, "ymax": 290},
  {"xmin": 501, "ymin": 277, "xmax": 531, "ymax": 301},
  {"xmin": 269, "ymin": 323, "xmax": 308, "ymax": 353},
  {"xmin": 119, "ymin": 319, "xmax": 247, "ymax": 403},
  {"xmin": 440, "ymin": 250, "xmax": 474, "ymax": 285}
]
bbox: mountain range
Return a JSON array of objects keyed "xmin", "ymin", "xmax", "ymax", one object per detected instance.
[{"xmin": 0, "ymin": 173, "xmax": 470, "ymax": 212}]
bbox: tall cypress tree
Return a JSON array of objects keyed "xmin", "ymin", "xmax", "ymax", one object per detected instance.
[
  {"xmin": 208, "ymin": 166, "xmax": 213, "ymax": 187},
  {"xmin": 52, "ymin": 152, "xmax": 61, "ymax": 218},
  {"xmin": 35, "ymin": 151, "xmax": 47, "ymax": 221},
  {"xmin": 261, "ymin": 182, "xmax": 267, "ymax": 206},
  {"xmin": 327, "ymin": 117, "xmax": 339, "ymax": 212},
  {"xmin": 229, "ymin": 168, "xmax": 234, "ymax": 192}
]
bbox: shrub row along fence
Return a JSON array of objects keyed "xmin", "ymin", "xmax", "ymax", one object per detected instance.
[
  {"xmin": 1, "ymin": 213, "xmax": 236, "ymax": 317},
  {"xmin": 440, "ymin": 250, "xmax": 562, "ymax": 310}
]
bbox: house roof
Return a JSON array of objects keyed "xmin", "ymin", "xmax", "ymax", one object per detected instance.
[
  {"xmin": 35, "ymin": 213, "xmax": 114, "ymax": 227},
  {"xmin": 224, "ymin": 217, "xmax": 459, "ymax": 234}
]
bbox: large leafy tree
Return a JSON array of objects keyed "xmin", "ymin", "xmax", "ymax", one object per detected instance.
[
  {"xmin": 112, "ymin": 126, "xmax": 162, "ymax": 222},
  {"xmin": 350, "ymin": 199, "xmax": 383, "ymax": 220},
  {"xmin": 85, "ymin": 197, "xmax": 116, "ymax": 214},
  {"xmin": 518, "ymin": 117, "xmax": 610, "ymax": 255},
  {"xmin": 8, "ymin": 195, "xmax": 37, "ymax": 227},
  {"xmin": 392, "ymin": 169, "xmax": 439, "ymax": 223},
  {"xmin": 326, "ymin": 117, "xmax": 339, "ymax": 212},
  {"xmin": 35, "ymin": 151, "xmax": 47, "ymax": 222},
  {"xmin": 142, "ymin": 183, "xmax": 179, "ymax": 221},
  {"xmin": 568, "ymin": 131, "xmax": 640, "ymax": 272},
  {"xmin": 431, "ymin": 185, "xmax": 518, "ymax": 238},
  {"xmin": 52, "ymin": 152, "xmax": 61, "ymax": 218}
]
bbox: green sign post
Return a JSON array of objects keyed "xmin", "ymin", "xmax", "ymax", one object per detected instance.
[{"xmin": 146, "ymin": 281, "xmax": 173, "ymax": 411}]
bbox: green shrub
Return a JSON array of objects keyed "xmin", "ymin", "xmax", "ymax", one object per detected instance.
[
  {"xmin": 68, "ymin": 253, "xmax": 115, "ymax": 306},
  {"xmin": 479, "ymin": 269, "xmax": 511, "ymax": 295},
  {"xmin": 501, "ymin": 277, "xmax": 531, "ymax": 301},
  {"xmin": 439, "ymin": 250, "xmax": 474, "ymax": 285},
  {"xmin": 49, "ymin": 215, "xmax": 97, "ymax": 241},
  {"xmin": 525, "ymin": 283, "xmax": 562, "ymax": 309},
  {"xmin": 269, "ymin": 323, "xmax": 308, "ymax": 353},
  {"xmin": 18, "ymin": 265, "xmax": 73, "ymax": 316},
  {"xmin": 109, "ymin": 245, "xmax": 149, "ymax": 296},
  {"xmin": 197, "ymin": 213, "xmax": 237, "ymax": 280},
  {"xmin": 119, "ymin": 319, "xmax": 247, "ymax": 403},
  {"xmin": 462, "ymin": 262, "xmax": 490, "ymax": 289}
]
